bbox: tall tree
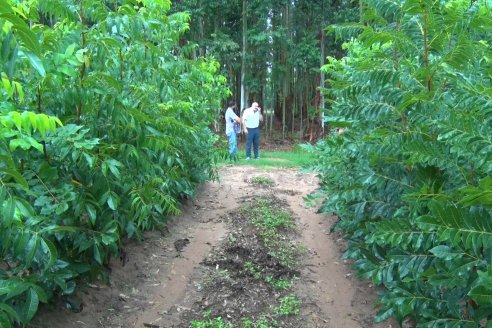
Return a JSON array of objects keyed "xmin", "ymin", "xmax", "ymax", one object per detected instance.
[{"xmin": 241, "ymin": 0, "xmax": 247, "ymax": 110}]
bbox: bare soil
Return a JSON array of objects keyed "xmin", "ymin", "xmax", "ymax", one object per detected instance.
[{"xmin": 32, "ymin": 165, "xmax": 396, "ymax": 328}]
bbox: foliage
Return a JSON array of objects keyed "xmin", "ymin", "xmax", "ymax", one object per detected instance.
[
  {"xmin": 310, "ymin": 0, "xmax": 492, "ymax": 325},
  {"xmin": 265, "ymin": 276, "xmax": 293, "ymax": 290},
  {"xmin": 273, "ymin": 295, "xmax": 301, "ymax": 316},
  {"xmin": 243, "ymin": 261, "xmax": 264, "ymax": 280},
  {"xmin": 0, "ymin": 0, "xmax": 229, "ymax": 325}
]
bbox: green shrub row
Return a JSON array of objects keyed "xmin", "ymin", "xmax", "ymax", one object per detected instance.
[
  {"xmin": 0, "ymin": 0, "xmax": 229, "ymax": 326},
  {"xmin": 309, "ymin": 0, "xmax": 492, "ymax": 326}
]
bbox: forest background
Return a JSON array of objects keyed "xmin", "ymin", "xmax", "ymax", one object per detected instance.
[
  {"xmin": 171, "ymin": 0, "xmax": 358, "ymax": 142},
  {"xmin": 1, "ymin": 0, "xmax": 492, "ymax": 327}
]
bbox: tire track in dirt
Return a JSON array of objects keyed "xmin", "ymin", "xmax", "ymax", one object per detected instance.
[{"xmin": 33, "ymin": 166, "xmax": 395, "ymax": 328}]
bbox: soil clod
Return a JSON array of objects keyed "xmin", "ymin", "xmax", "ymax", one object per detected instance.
[{"xmin": 174, "ymin": 238, "xmax": 190, "ymax": 252}]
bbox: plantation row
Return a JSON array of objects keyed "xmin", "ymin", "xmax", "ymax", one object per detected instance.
[
  {"xmin": 310, "ymin": 0, "xmax": 492, "ymax": 326},
  {"xmin": 0, "ymin": 0, "xmax": 228, "ymax": 326}
]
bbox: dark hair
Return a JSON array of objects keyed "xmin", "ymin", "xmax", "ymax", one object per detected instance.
[{"xmin": 228, "ymin": 100, "xmax": 236, "ymax": 108}]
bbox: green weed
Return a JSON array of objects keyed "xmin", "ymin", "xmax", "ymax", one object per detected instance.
[
  {"xmin": 250, "ymin": 176, "xmax": 275, "ymax": 187},
  {"xmin": 241, "ymin": 197, "xmax": 300, "ymax": 268},
  {"xmin": 273, "ymin": 295, "xmax": 301, "ymax": 316},
  {"xmin": 264, "ymin": 239, "xmax": 300, "ymax": 269},
  {"xmin": 242, "ymin": 317, "xmax": 277, "ymax": 328},
  {"xmin": 265, "ymin": 276, "xmax": 293, "ymax": 290},
  {"xmin": 249, "ymin": 199, "xmax": 295, "ymax": 231},
  {"xmin": 243, "ymin": 261, "xmax": 263, "ymax": 280},
  {"xmin": 192, "ymin": 311, "xmax": 233, "ymax": 328}
]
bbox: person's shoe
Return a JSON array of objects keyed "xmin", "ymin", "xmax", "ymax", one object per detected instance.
[
  {"xmin": 246, "ymin": 157, "xmax": 251, "ymax": 160},
  {"xmin": 255, "ymin": 157, "xmax": 260, "ymax": 160}
]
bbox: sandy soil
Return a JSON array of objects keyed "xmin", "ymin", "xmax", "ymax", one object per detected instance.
[{"xmin": 33, "ymin": 165, "xmax": 396, "ymax": 328}]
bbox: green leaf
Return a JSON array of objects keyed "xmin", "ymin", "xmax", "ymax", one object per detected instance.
[
  {"xmin": 27, "ymin": 284, "xmax": 47, "ymax": 303},
  {"xmin": 108, "ymin": 160, "xmax": 122, "ymax": 179},
  {"xmin": 22, "ymin": 289, "xmax": 39, "ymax": 323},
  {"xmin": 0, "ymin": 312, "xmax": 12, "ymax": 328},
  {"xmin": 0, "ymin": 168, "xmax": 28, "ymax": 189},
  {"xmin": 0, "ymin": 12, "xmax": 40, "ymax": 54},
  {"xmin": 4, "ymin": 279, "xmax": 28, "ymax": 300},
  {"xmin": 0, "ymin": 187, "xmax": 6, "ymax": 207},
  {"xmin": 418, "ymin": 202, "xmax": 492, "ymax": 253},
  {"xmin": 39, "ymin": 225, "xmax": 76, "ymax": 234},
  {"xmin": 86, "ymin": 204, "xmax": 97, "ymax": 226},
  {"xmin": 2, "ymin": 77, "xmax": 13, "ymax": 99},
  {"xmin": 24, "ymin": 52, "xmax": 45, "ymax": 76},
  {"xmin": 82, "ymin": 153, "xmax": 94, "ymax": 168},
  {"xmin": 93, "ymin": 243, "xmax": 102, "ymax": 265},
  {"xmin": 101, "ymin": 233, "xmax": 115, "ymax": 246},
  {"xmin": 0, "ymin": 303, "xmax": 19, "ymax": 323},
  {"xmin": 9, "ymin": 138, "xmax": 33, "ymax": 151},
  {"xmin": 429, "ymin": 245, "xmax": 463, "ymax": 260},
  {"xmin": 40, "ymin": 238, "xmax": 58, "ymax": 270},
  {"xmin": 107, "ymin": 192, "xmax": 119, "ymax": 211},
  {"xmin": 25, "ymin": 234, "xmax": 40, "ymax": 266},
  {"xmin": 469, "ymin": 286, "xmax": 492, "ymax": 306},
  {"xmin": 2, "ymin": 197, "xmax": 16, "ymax": 226}
]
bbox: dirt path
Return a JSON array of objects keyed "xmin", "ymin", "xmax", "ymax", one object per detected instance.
[{"xmin": 33, "ymin": 166, "xmax": 394, "ymax": 328}]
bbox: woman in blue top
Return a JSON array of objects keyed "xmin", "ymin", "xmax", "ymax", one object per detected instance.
[{"xmin": 224, "ymin": 100, "xmax": 241, "ymax": 161}]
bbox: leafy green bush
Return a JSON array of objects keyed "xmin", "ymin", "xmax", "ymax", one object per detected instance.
[
  {"xmin": 0, "ymin": 0, "xmax": 229, "ymax": 326},
  {"xmin": 310, "ymin": 0, "xmax": 492, "ymax": 326}
]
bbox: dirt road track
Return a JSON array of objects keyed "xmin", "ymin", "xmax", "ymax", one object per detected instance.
[{"xmin": 34, "ymin": 166, "xmax": 395, "ymax": 328}]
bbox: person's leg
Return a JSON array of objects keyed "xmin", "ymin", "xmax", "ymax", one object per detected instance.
[
  {"xmin": 232, "ymin": 132, "xmax": 238, "ymax": 160},
  {"xmin": 246, "ymin": 130, "xmax": 253, "ymax": 159},
  {"xmin": 228, "ymin": 133, "xmax": 237, "ymax": 160},
  {"xmin": 253, "ymin": 128, "xmax": 259, "ymax": 159}
]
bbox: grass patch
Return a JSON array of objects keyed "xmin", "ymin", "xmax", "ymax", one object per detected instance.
[{"xmin": 220, "ymin": 145, "xmax": 315, "ymax": 168}]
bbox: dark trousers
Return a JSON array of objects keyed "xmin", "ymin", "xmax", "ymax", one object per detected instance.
[{"xmin": 246, "ymin": 127, "xmax": 260, "ymax": 159}]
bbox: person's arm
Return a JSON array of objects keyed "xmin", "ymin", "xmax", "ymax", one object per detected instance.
[{"xmin": 242, "ymin": 109, "xmax": 249, "ymax": 133}]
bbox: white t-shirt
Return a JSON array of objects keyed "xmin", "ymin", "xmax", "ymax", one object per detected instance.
[
  {"xmin": 225, "ymin": 107, "xmax": 239, "ymax": 135},
  {"xmin": 243, "ymin": 107, "xmax": 261, "ymax": 128}
]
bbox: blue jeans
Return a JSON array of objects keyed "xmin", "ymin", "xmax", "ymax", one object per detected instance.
[
  {"xmin": 227, "ymin": 132, "xmax": 237, "ymax": 160},
  {"xmin": 246, "ymin": 127, "xmax": 260, "ymax": 159}
]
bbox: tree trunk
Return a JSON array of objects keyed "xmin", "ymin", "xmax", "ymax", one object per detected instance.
[
  {"xmin": 291, "ymin": 69, "xmax": 296, "ymax": 138},
  {"xmin": 320, "ymin": 26, "xmax": 325, "ymax": 133},
  {"xmin": 240, "ymin": 0, "xmax": 248, "ymax": 111},
  {"xmin": 299, "ymin": 81, "xmax": 303, "ymax": 142}
]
